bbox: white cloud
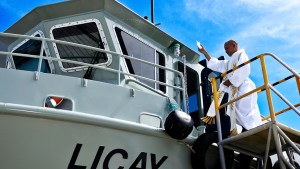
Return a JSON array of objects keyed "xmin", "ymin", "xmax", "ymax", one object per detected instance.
[
  {"xmin": 235, "ymin": 3, "xmax": 300, "ymax": 75},
  {"xmin": 240, "ymin": 0, "xmax": 300, "ymax": 13},
  {"xmin": 184, "ymin": 0, "xmax": 300, "ymax": 39},
  {"xmin": 238, "ymin": 0, "xmax": 285, "ymax": 10},
  {"xmin": 183, "ymin": 0, "xmax": 300, "ymax": 72},
  {"xmin": 184, "ymin": 0, "xmax": 300, "ymax": 38},
  {"xmin": 237, "ymin": 7, "xmax": 300, "ymax": 43},
  {"xmin": 184, "ymin": 0, "xmax": 249, "ymax": 25}
]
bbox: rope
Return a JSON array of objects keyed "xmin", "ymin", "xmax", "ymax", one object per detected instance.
[{"xmin": 183, "ymin": 55, "xmax": 189, "ymax": 113}]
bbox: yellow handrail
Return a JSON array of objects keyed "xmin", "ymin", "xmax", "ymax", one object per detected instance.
[
  {"xmin": 296, "ymin": 76, "xmax": 300, "ymax": 94},
  {"xmin": 212, "ymin": 53, "xmax": 300, "ymax": 126},
  {"xmin": 219, "ymin": 85, "xmax": 265, "ymax": 109},
  {"xmin": 258, "ymin": 74, "xmax": 296, "ymax": 93},
  {"xmin": 262, "ymin": 103, "xmax": 300, "ymax": 121}
]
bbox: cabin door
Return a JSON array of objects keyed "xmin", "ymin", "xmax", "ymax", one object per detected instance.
[{"xmin": 176, "ymin": 62, "xmax": 202, "ymax": 127}]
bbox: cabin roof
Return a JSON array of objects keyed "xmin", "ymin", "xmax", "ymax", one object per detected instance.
[{"xmin": 3, "ymin": 0, "xmax": 199, "ymax": 61}]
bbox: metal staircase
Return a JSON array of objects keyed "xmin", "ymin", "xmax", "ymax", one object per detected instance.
[{"xmin": 211, "ymin": 53, "xmax": 300, "ymax": 169}]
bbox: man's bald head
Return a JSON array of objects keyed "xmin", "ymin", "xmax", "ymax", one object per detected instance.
[
  {"xmin": 225, "ymin": 40, "xmax": 238, "ymax": 46},
  {"xmin": 224, "ymin": 40, "xmax": 238, "ymax": 56}
]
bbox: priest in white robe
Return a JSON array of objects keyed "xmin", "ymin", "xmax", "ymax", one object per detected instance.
[{"xmin": 198, "ymin": 40, "xmax": 262, "ymax": 131}]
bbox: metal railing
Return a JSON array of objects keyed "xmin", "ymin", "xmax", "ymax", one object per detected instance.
[
  {"xmin": 0, "ymin": 32, "xmax": 188, "ymax": 112},
  {"xmin": 210, "ymin": 53, "xmax": 300, "ymax": 169}
]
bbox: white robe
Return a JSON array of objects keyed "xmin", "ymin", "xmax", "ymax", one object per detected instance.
[{"xmin": 207, "ymin": 49, "xmax": 262, "ymax": 130}]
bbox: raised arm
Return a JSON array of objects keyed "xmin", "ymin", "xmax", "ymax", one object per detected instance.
[{"xmin": 198, "ymin": 45, "xmax": 211, "ymax": 61}]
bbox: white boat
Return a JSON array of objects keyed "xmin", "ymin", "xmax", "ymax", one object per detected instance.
[{"xmin": 0, "ymin": 0, "xmax": 299, "ymax": 169}]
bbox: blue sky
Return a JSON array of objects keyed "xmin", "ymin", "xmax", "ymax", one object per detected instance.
[{"xmin": 0, "ymin": 0, "xmax": 299, "ymax": 130}]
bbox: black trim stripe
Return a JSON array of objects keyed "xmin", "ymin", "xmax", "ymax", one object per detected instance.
[
  {"xmin": 259, "ymin": 74, "xmax": 295, "ymax": 93},
  {"xmin": 216, "ymin": 56, "xmax": 260, "ymax": 79}
]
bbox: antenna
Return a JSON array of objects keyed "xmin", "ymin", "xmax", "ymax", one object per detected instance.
[
  {"xmin": 148, "ymin": 0, "xmax": 160, "ymax": 26},
  {"xmin": 151, "ymin": 0, "xmax": 154, "ymax": 23}
]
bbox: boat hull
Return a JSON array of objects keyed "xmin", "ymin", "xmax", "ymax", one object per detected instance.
[{"xmin": 0, "ymin": 110, "xmax": 193, "ymax": 169}]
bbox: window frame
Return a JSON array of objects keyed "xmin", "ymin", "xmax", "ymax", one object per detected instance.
[
  {"xmin": 7, "ymin": 30, "xmax": 54, "ymax": 73},
  {"xmin": 49, "ymin": 18, "xmax": 112, "ymax": 72},
  {"xmin": 113, "ymin": 25, "xmax": 167, "ymax": 93}
]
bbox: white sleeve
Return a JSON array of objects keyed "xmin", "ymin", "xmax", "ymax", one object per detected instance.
[{"xmin": 207, "ymin": 57, "xmax": 228, "ymax": 73}]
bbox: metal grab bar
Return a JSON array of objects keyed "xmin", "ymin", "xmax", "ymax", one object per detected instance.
[
  {"xmin": 125, "ymin": 79, "xmax": 168, "ymax": 97},
  {"xmin": 0, "ymin": 32, "xmax": 188, "ymax": 112}
]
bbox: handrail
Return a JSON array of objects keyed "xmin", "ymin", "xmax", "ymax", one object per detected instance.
[
  {"xmin": 0, "ymin": 32, "xmax": 182, "ymax": 75},
  {"xmin": 219, "ymin": 73, "xmax": 299, "ymax": 109},
  {"xmin": 215, "ymin": 55, "xmax": 260, "ymax": 80},
  {"xmin": 125, "ymin": 79, "xmax": 168, "ymax": 97},
  {"xmin": 262, "ymin": 103, "xmax": 300, "ymax": 121},
  {"xmin": 210, "ymin": 52, "xmax": 300, "ymax": 169},
  {"xmin": 213, "ymin": 53, "xmax": 300, "ymax": 119},
  {"xmin": 0, "ymin": 51, "xmax": 184, "ymax": 90},
  {"xmin": 269, "ymin": 84, "xmax": 300, "ymax": 116},
  {"xmin": 0, "ymin": 32, "xmax": 187, "ymax": 112},
  {"xmin": 215, "ymin": 53, "xmax": 300, "ymax": 80},
  {"xmin": 258, "ymin": 74, "xmax": 297, "ymax": 93},
  {"xmin": 219, "ymin": 85, "xmax": 265, "ymax": 109}
]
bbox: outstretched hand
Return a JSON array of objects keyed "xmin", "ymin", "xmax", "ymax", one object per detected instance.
[
  {"xmin": 197, "ymin": 44, "xmax": 205, "ymax": 54},
  {"xmin": 197, "ymin": 43, "xmax": 211, "ymax": 61}
]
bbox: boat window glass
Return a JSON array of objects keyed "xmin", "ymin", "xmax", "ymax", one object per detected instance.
[
  {"xmin": 156, "ymin": 51, "xmax": 166, "ymax": 92},
  {"xmin": 11, "ymin": 34, "xmax": 50, "ymax": 73},
  {"xmin": 51, "ymin": 21, "xmax": 108, "ymax": 71},
  {"xmin": 115, "ymin": 27, "xmax": 166, "ymax": 93}
]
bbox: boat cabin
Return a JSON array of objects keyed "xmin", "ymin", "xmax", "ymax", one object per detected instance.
[{"xmin": 0, "ymin": 0, "xmax": 219, "ymax": 132}]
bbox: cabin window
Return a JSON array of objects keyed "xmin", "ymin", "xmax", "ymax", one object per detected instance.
[
  {"xmin": 115, "ymin": 27, "xmax": 166, "ymax": 92},
  {"xmin": 50, "ymin": 19, "xmax": 111, "ymax": 72},
  {"xmin": 10, "ymin": 33, "xmax": 51, "ymax": 73}
]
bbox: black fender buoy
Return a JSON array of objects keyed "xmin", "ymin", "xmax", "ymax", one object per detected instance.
[
  {"xmin": 191, "ymin": 132, "xmax": 234, "ymax": 169},
  {"xmin": 164, "ymin": 110, "xmax": 194, "ymax": 140}
]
